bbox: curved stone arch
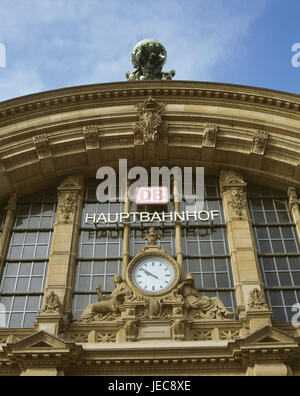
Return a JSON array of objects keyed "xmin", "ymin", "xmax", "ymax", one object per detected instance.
[{"xmin": 0, "ymin": 81, "xmax": 299, "ymax": 202}]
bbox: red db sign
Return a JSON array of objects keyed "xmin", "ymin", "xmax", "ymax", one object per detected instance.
[{"xmin": 136, "ymin": 187, "xmax": 169, "ymax": 205}]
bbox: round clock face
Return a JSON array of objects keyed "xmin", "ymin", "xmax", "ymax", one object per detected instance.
[{"xmin": 132, "ymin": 256, "xmax": 175, "ymax": 293}]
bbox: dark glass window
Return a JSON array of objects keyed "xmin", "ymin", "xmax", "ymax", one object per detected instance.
[
  {"xmin": 248, "ymin": 184, "xmax": 300, "ymax": 323},
  {"xmin": 73, "ymin": 180, "xmax": 123, "ymax": 318},
  {"xmin": 0, "ymin": 190, "xmax": 57, "ymax": 328},
  {"xmin": 182, "ymin": 176, "xmax": 236, "ymax": 315}
]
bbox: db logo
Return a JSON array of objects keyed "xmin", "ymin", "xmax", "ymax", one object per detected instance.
[{"xmin": 136, "ymin": 187, "xmax": 169, "ymax": 205}]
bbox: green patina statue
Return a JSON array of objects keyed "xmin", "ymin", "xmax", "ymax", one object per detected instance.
[{"xmin": 126, "ymin": 38, "xmax": 175, "ymax": 81}]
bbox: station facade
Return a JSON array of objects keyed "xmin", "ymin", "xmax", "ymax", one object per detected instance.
[{"xmin": 0, "ymin": 79, "xmax": 300, "ymax": 375}]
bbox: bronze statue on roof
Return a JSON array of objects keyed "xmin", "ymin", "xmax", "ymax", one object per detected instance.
[{"xmin": 126, "ymin": 38, "xmax": 175, "ymax": 81}]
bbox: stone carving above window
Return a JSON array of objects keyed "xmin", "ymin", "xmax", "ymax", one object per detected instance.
[
  {"xmin": 42, "ymin": 291, "xmax": 62, "ymax": 314},
  {"xmin": 33, "ymin": 134, "xmax": 51, "ymax": 159},
  {"xmin": 251, "ymin": 130, "xmax": 269, "ymax": 155},
  {"xmin": 59, "ymin": 192, "xmax": 79, "ymax": 222},
  {"xmin": 83, "ymin": 125, "xmax": 100, "ymax": 150},
  {"xmin": 57, "ymin": 175, "xmax": 83, "ymax": 222},
  {"xmin": 248, "ymin": 288, "xmax": 269, "ymax": 311},
  {"xmin": 228, "ymin": 188, "xmax": 247, "ymax": 219},
  {"xmin": 220, "ymin": 170, "xmax": 247, "ymax": 219},
  {"xmin": 220, "ymin": 170, "xmax": 246, "ymax": 187},
  {"xmin": 203, "ymin": 123, "xmax": 218, "ymax": 147},
  {"xmin": 134, "ymin": 96, "xmax": 168, "ymax": 144}
]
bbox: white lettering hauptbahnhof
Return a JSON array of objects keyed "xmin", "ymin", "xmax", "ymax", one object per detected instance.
[{"xmin": 85, "ymin": 210, "xmax": 220, "ymax": 225}]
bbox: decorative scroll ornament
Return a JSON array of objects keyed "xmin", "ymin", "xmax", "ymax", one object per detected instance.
[
  {"xmin": 33, "ymin": 134, "xmax": 51, "ymax": 159},
  {"xmin": 126, "ymin": 38, "xmax": 175, "ymax": 81},
  {"xmin": 60, "ymin": 192, "xmax": 79, "ymax": 222},
  {"xmin": 203, "ymin": 124, "xmax": 218, "ymax": 147},
  {"xmin": 251, "ymin": 130, "xmax": 269, "ymax": 155},
  {"xmin": 83, "ymin": 125, "xmax": 99, "ymax": 149},
  {"xmin": 42, "ymin": 291, "xmax": 61, "ymax": 314},
  {"xmin": 248, "ymin": 288, "xmax": 269, "ymax": 310},
  {"xmin": 228, "ymin": 188, "xmax": 247, "ymax": 218},
  {"xmin": 134, "ymin": 96, "xmax": 168, "ymax": 144}
]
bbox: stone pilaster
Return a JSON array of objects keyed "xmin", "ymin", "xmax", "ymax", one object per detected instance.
[
  {"xmin": 0, "ymin": 193, "xmax": 17, "ymax": 281},
  {"xmin": 288, "ymin": 187, "xmax": 300, "ymax": 245},
  {"xmin": 173, "ymin": 176, "xmax": 184, "ymax": 280},
  {"xmin": 219, "ymin": 170, "xmax": 271, "ymax": 328},
  {"xmin": 36, "ymin": 175, "xmax": 84, "ymax": 335}
]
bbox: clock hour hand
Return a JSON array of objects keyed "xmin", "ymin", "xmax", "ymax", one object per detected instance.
[{"xmin": 140, "ymin": 267, "xmax": 159, "ymax": 279}]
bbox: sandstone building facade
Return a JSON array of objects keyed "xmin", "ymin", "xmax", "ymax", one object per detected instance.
[{"xmin": 0, "ymin": 80, "xmax": 300, "ymax": 376}]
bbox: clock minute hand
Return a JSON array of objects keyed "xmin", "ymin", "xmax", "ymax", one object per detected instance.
[{"xmin": 141, "ymin": 267, "xmax": 159, "ymax": 279}]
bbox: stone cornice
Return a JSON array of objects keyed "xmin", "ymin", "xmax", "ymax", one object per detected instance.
[{"xmin": 1, "ymin": 81, "xmax": 300, "ymax": 126}]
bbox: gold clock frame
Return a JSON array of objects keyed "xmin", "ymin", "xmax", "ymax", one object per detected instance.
[{"xmin": 126, "ymin": 248, "xmax": 180, "ymax": 298}]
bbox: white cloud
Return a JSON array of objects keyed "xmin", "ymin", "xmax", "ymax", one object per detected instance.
[{"xmin": 0, "ymin": 0, "xmax": 268, "ymax": 101}]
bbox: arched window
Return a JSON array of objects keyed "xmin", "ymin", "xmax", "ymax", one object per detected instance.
[
  {"xmin": 0, "ymin": 190, "xmax": 57, "ymax": 328},
  {"xmin": 248, "ymin": 184, "xmax": 300, "ymax": 322}
]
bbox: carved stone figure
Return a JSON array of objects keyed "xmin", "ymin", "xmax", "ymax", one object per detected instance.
[
  {"xmin": 134, "ymin": 97, "xmax": 168, "ymax": 144},
  {"xmin": 42, "ymin": 291, "xmax": 61, "ymax": 314},
  {"xmin": 76, "ymin": 275, "xmax": 130, "ymax": 322},
  {"xmin": 126, "ymin": 39, "xmax": 175, "ymax": 81},
  {"xmin": 175, "ymin": 274, "xmax": 233, "ymax": 320},
  {"xmin": 248, "ymin": 288, "xmax": 269, "ymax": 310},
  {"xmin": 288, "ymin": 187, "xmax": 300, "ymax": 210},
  {"xmin": 170, "ymin": 319, "xmax": 185, "ymax": 341},
  {"xmin": 124, "ymin": 320, "xmax": 138, "ymax": 342}
]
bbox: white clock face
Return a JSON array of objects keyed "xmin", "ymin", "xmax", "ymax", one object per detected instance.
[{"xmin": 132, "ymin": 256, "xmax": 175, "ymax": 293}]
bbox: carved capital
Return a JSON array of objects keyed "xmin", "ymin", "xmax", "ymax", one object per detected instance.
[
  {"xmin": 251, "ymin": 130, "xmax": 269, "ymax": 155},
  {"xmin": 220, "ymin": 170, "xmax": 248, "ymax": 219},
  {"xmin": 83, "ymin": 125, "xmax": 100, "ymax": 150},
  {"xmin": 134, "ymin": 96, "xmax": 168, "ymax": 145},
  {"xmin": 33, "ymin": 134, "xmax": 51, "ymax": 159},
  {"xmin": 57, "ymin": 175, "xmax": 84, "ymax": 223},
  {"xmin": 220, "ymin": 169, "xmax": 246, "ymax": 189},
  {"xmin": 203, "ymin": 123, "xmax": 218, "ymax": 147}
]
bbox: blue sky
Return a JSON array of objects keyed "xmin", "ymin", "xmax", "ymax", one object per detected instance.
[{"xmin": 0, "ymin": 0, "xmax": 299, "ymax": 102}]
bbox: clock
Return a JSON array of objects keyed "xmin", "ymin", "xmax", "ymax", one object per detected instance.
[{"xmin": 131, "ymin": 255, "xmax": 176, "ymax": 294}]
